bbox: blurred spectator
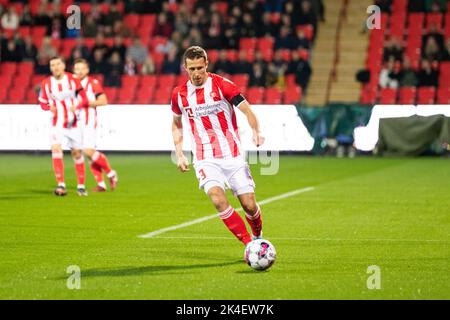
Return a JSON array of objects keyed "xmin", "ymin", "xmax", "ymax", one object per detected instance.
[
  {"xmin": 425, "ymin": 0, "xmax": 447, "ymax": 12},
  {"xmin": 1, "ymin": 7, "xmax": 19, "ymax": 30},
  {"xmin": 298, "ymin": 0, "xmax": 317, "ymax": 35},
  {"xmin": 265, "ymin": 0, "xmax": 286, "ymax": 13},
  {"xmin": 35, "ymin": 38, "xmax": 57, "ymax": 74},
  {"xmin": 91, "ymin": 34, "xmax": 110, "ymax": 61},
  {"xmin": 204, "ymin": 13, "xmax": 223, "ymax": 49},
  {"xmin": 83, "ymin": 15, "xmax": 98, "ymax": 38},
  {"xmin": 249, "ymin": 62, "xmax": 268, "ymax": 87},
  {"xmin": 102, "ymin": 4, "xmax": 122, "ymax": 36},
  {"xmin": 257, "ymin": 12, "xmax": 279, "ymax": 37},
  {"xmin": 417, "ymin": 59, "xmax": 439, "ymax": 87},
  {"xmin": 383, "ymin": 37, "xmax": 404, "ymax": 62},
  {"xmin": 124, "ymin": 56, "xmax": 137, "ymax": 76},
  {"xmin": 213, "ymin": 50, "xmax": 234, "ymax": 74},
  {"xmin": 48, "ymin": 17, "xmax": 63, "ymax": 39},
  {"xmin": 422, "ymin": 37, "xmax": 442, "ymax": 62},
  {"xmin": 240, "ymin": 12, "xmax": 258, "ymax": 38},
  {"xmin": 268, "ymin": 50, "xmax": 288, "ymax": 88},
  {"xmin": 34, "ymin": 3, "xmax": 51, "ymax": 27},
  {"xmin": 22, "ymin": 35, "xmax": 37, "ymax": 63},
  {"xmin": 399, "ymin": 57, "xmax": 418, "ymax": 87},
  {"xmin": 223, "ymin": 16, "xmax": 240, "ymax": 49},
  {"xmin": 288, "ymin": 50, "xmax": 312, "ymax": 91},
  {"xmin": 174, "ymin": 12, "xmax": 190, "ymax": 36},
  {"xmin": 141, "ymin": 55, "xmax": 156, "ymax": 75},
  {"xmin": 162, "ymin": 47, "xmax": 181, "ymax": 75},
  {"xmin": 408, "ymin": 0, "xmax": 425, "ymax": 12},
  {"xmin": 154, "ymin": 12, "xmax": 173, "ymax": 38},
  {"xmin": 68, "ymin": 47, "xmax": 83, "ymax": 70},
  {"xmin": 293, "ymin": 29, "xmax": 311, "ymax": 50},
  {"xmin": 233, "ymin": 51, "xmax": 252, "ymax": 75},
  {"xmin": 104, "ymin": 52, "xmax": 123, "ymax": 87},
  {"xmin": 2, "ymin": 38, "xmax": 22, "ymax": 62},
  {"xmin": 71, "ymin": 37, "xmax": 90, "ymax": 61},
  {"xmin": 112, "ymin": 20, "xmax": 132, "ymax": 38},
  {"xmin": 89, "ymin": 49, "xmax": 108, "ymax": 75},
  {"xmin": 108, "ymin": 36, "xmax": 127, "ymax": 62},
  {"xmin": 379, "ymin": 58, "xmax": 400, "ymax": 88},
  {"xmin": 422, "ymin": 24, "xmax": 444, "ymax": 54},
  {"xmin": 19, "ymin": 4, "xmax": 33, "ymax": 26},
  {"xmin": 125, "ymin": 0, "xmax": 143, "ymax": 14},
  {"xmin": 443, "ymin": 39, "xmax": 450, "ymax": 61},
  {"xmin": 275, "ymin": 26, "xmax": 296, "ymax": 49},
  {"xmin": 126, "ymin": 37, "xmax": 148, "ymax": 65}
]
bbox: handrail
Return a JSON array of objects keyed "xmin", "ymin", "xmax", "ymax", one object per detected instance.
[{"xmin": 325, "ymin": 0, "xmax": 349, "ymax": 104}]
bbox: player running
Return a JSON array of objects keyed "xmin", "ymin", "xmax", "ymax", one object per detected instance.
[
  {"xmin": 38, "ymin": 56, "xmax": 89, "ymax": 196},
  {"xmin": 171, "ymin": 46, "xmax": 265, "ymax": 246},
  {"xmin": 73, "ymin": 58, "xmax": 118, "ymax": 192}
]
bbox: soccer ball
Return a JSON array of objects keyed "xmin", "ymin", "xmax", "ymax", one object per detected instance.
[{"xmin": 244, "ymin": 239, "xmax": 277, "ymax": 271}]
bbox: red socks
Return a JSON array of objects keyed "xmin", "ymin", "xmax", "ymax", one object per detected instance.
[
  {"xmin": 92, "ymin": 151, "xmax": 112, "ymax": 175},
  {"xmin": 74, "ymin": 156, "xmax": 85, "ymax": 187},
  {"xmin": 245, "ymin": 205, "xmax": 263, "ymax": 238},
  {"xmin": 90, "ymin": 161, "xmax": 104, "ymax": 184},
  {"xmin": 52, "ymin": 151, "xmax": 64, "ymax": 186},
  {"xmin": 220, "ymin": 206, "xmax": 252, "ymax": 245}
]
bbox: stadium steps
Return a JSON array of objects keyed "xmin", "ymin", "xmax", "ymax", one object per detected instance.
[
  {"xmin": 305, "ymin": 0, "xmax": 341, "ymax": 106},
  {"xmin": 329, "ymin": 0, "xmax": 373, "ymax": 103}
]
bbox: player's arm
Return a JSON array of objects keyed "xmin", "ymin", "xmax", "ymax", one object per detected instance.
[
  {"xmin": 38, "ymin": 81, "xmax": 53, "ymax": 112},
  {"xmin": 89, "ymin": 80, "xmax": 108, "ymax": 108},
  {"xmin": 172, "ymin": 115, "xmax": 189, "ymax": 172},
  {"xmin": 72, "ymin": 78, "xmax": 89, "ymax": 112},
  {"xmin": 236, "ymin": 98, "xmax": 265, "ymax": 147}
]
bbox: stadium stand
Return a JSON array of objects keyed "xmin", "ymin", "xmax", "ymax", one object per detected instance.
[
  {"xmin": 361, "ymin": 0, "xmax": 450, "ymax": 105},
  {"xmin": 0, "ymin": 0, "xmax": 325, "ymax": 105}
]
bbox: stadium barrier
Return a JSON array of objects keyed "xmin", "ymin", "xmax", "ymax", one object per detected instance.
[{"xmin": 0, "ymin": 105, "xmax": 314, "ymax": 152}]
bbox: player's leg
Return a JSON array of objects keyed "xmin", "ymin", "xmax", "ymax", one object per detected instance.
[
  {"xmin": 196, "ymin": 162, "xmax": 251, "ymax": 245},
  {"xmin": 83, "ymin": 148, "xmax": 107, "ymax": 192},
  {"xmin": 238, "ymin": 192, "xmax": 263, "ymax": 239},
  {"xmin": 51, "ymin": 143, "xmax": 67, "ymax": 196},
  {"xmin": 71, "ymin": 148, "xmax": 87, "ymax": 196},
  {"xmin": 90, "ymin": 150, "xmax": 118, "ymax": 190}
]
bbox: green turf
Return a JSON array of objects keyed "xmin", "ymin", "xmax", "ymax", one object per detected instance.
[{"xmin": 0, "ymin": 154, "xmax": 449, "ymax": 299}]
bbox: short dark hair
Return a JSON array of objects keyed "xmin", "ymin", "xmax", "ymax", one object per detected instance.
[
  {"xmin": 73, "ymin": 58, "xmax": 89, "ymax": 66},
  {"xmin": 183, "ymin": 46, "xmax": 208, "ymax": 65},
  {"xmin": 49, "ymin": 56, "xmax": 64, "ymax": 63}
]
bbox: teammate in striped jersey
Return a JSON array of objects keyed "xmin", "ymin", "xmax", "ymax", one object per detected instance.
[
  {"xmin": 38, "ymin": 56, "xmax": 89, "ymax": 196},
  {"xmin": 73, "ymin": 58, "xmax": 118, "ymax": 192},
  {"xmin": 171, "ymin": 46, "xmax": 265, "ymax": 246}
]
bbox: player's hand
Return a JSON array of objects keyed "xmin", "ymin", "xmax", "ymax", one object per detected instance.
[
  {"xmin": 253, "ymin": 132, "xmax": 265, "ymax": 147},
  {"xmin": 177, "ymin": 155, "xmax": 190, "ymax": 172},
  {"xmin": 50, "ymin": 104, "xmax": 56, "ymax": 114},
  {"xmin": 70, "ymin": 105, "xmax": 77, "ymax": 113}
]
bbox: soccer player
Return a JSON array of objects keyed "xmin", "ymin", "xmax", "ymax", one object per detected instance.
[
  {"xmin": 38, "ymin": 56, "xmax": 89, "ymax": 196},
  {"xmin": 73, "ymin": 58, "xmax": 118, "ymax": 192},
  {"xmin": 171, "ymin": 46, "xmax": 265, "ymax": 246}
]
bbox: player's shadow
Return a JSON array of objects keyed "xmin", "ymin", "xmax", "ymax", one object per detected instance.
[{"xmin": 67, "ymin": 260, "xmax": 243, "ymax": 278}]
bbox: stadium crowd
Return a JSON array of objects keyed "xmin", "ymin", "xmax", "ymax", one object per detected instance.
[{"xmin": 0, "ymin": 0, "xmax": 325, "ymax": 104}]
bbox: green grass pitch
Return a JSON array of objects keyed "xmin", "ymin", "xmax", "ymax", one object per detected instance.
[{"xmin": 0, "ymin": 154, "xmax": 449, "ymax": 299}]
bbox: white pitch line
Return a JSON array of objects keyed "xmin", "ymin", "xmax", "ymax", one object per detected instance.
[
  {"xmin": 138, "ymin": 186, "xmax": 315, "ymax": 239},
  {"xmin": 148, "ymin": 236, "xmax": 450, "ymax": 243}
]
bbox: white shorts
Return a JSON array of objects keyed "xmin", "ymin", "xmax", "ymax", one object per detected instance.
[
  {"xmin": 80, "ymin": 125, "xmax": 97, "ymax": 150},
  {"xmin": 193, "ymin": 157, "xmax": 256, "ymax": 196},
  {"xmin": 50, "ymin": 126, "xmax": 82, "ymax": 150}
]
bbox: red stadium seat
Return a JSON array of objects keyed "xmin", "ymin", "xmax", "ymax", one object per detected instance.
[
  {"xmin": 135, "ymin": 88, "xmax": 154, "ymax": 104},
  {"xmin": 17, "ymin": 62, "xmax": 34, "ymax": 75},
  {"xmin": 0, "ymin": 87, "xmax": 8, "ymax": 103},
  {"xmin": 117, "ymin": 87, "xmax": 135, "ymax": 104},
  {"xmin": 392, "ymin": 0, "xmax": 407, "ymax": 13},
  {"xmin": 231, "ymin": 74, "xmax": 249, "ymax": 91},
  {"xmin": 379, "ymin": 88, "xmax": 398, "ymax": 104},
  {"xmin": 121, "ymin": 75, "xmax": 139, "ymax": 88},
  {"xmin": 280, "ymin": 49, "xmax": 291, "ymax": 62},
  {"xmin": 389, "ymin": 13, "xmax": 406, "ymax": 38},
  {"xmin": 12, "ymin": 75, "xmax": 31, "ymax": 88},
  {"xmin": 139, "ymin": 75, "xmax": 158, "ymax": 89},
  {"xmin": 398, "ymin": 87, "xmax": 417, "ymax": 104},
  {"xmin": 25, "ymin": 90, "xmax": 39, "ymax": 104},
  {"xmin": 296, "ymin": 24, "xmax": 314, "ymax": 41},
  {"xmin": 437, "ymin": 88, "xmax": 450, "ymax": 104},
  {"xmin": 78, "ymin": 3, "xmax": 92, "ymax": 14},
  {"xmin": 264, "ymin": 88, "xmax": 283, "ymax": 104},
  {"xmin": 261, "ymin": 48, "xmax": 274, "ymax": 62},
  {"xmin": 32, "ymin": 75, "xmax": 46, "ymax": 88},
  {"xmin": 426, "ymin": 13, "xmax": 443, "ymax": 31},
  {"xmin": 298, "ymin": 49, "xmax": 310, "ymax": 61},
  {"xmin": 285, "ymin": 74, "xmax": 297, "ymax": 89},
  {"xmin": 417, "ymin": 87, "xmax": 436, "ymax": 104},
  {"xmin": 239, "ymin": 38, "xmax": 258, "ymax": 51},
  {"xmin": 176, "ymin": 75, "xmax": 188, "ymax": 86},
  {"xmin": 90, "ymin": 74, "xmax": 104, "ymax": 86},
  {"xmin": 226, "ymin": 50, "xmax": 238, "ymax": 62},
  {"xmin": 284, "ymin": 86, "xmax": 302, "ymax": 104},
  {"xmin": 445, "ymin": 13, "xmax": 450, "ymax": 38},
  {"xmin": 124, "ymin": 14, "xmax": 140, "ymax": 30},
  {"xmin": 18, "ymin": 26, "xmax": 31, "ymax": 38},
  {"xmin": 407, "ymin": 13, "xmax": 424, "ymax": 36},
  {"xmin": 152, "ymin": 89, "xmax": 171, "ymax": 104},
  {"xmin": 0, "ymin": 62, "xmax": 17, "ymax": 75},
  {"xmin": 0, "ymin": 75, "xmax": 13, "ymax": 88},
  {"xmin": 215, "ymin": 2, "xmax": 228, "ymax": 15},
  {"xmin": 257, "ymin": 37, "xmax": 274, "ymax": 52},
  {"xmin": 157, "ymin": 75, "xmax": 176, "ymax": 89},
  {"xmin": 5, "ymin": 88, "xmax": 26, "ymax": 104},
  {"xmin": 439, "ymin": 62, "xmax": 450, "ymax": 88},
  {"xmin": 208, "ymin": 49, "xmax": 219, "ymax": 64},
  {"xmin": 360, "ymin": 85, "xmax": 378, "ymax": 105},
  {"xmin": 246, "ymin": 87, "xmax": 264, "ymax": 104},
  {"xmin": 103, "ymin": 88, "xmax": 118, "ymax": 103}
]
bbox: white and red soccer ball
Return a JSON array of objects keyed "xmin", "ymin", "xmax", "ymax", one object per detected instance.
[{"xmin": 244, "ymin": 239, "xmax": 277, "ymax": 271}]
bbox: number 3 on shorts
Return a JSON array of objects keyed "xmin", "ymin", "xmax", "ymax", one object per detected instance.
[{"xmin": 198, "ymin": 169, "xmax": 206, "ymax": 180}]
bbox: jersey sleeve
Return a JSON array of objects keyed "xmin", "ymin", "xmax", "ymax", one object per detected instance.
[
  {"xmin": 38, "ymin": 80, "xmax": 50, "ymax": 111},
  {"xmin": 220, "ymin": 77, "xmax": 242, "ymax": 105},
  {"xmin": 74, "ymin": 78, "xmax": 88, "ymax": 109},
  {"xmin": 92, "ymin": 79, "xmax": 105, "ymax": 97},
  {"xmin": 171, "ymin": 88, "xmax": 182, "ymax": 116}
]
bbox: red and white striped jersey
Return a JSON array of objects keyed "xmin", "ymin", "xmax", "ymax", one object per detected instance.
[
  {"xmin": 171, "ymin": 73, "xmax": 243, "ymax": 161},
  {"xmin": 79, "ymin": 76, "xmax": 105, "ymax": 128},
  {"xmin": 39, "ymin": 72, "xmax": 88, "ymax": 128}
]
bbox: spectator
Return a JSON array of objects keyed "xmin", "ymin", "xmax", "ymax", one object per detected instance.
[
  {"xmin": 293, "ymin": 29, "xmax": 311, "ymax": 50},
  {"xmin": 379, "ymin": 58, "xmax": 400, "ymax": 88},
  {"xmin": 204, "ymin": 13, "xmax": 223, "ymax": 49},
  {"xmin": 383, "ymin": 37, "xmax": 404, "ymax": 62},
  {"xmin": 141, "ymin": 55, "xmax": 156, "ymax": 75},
  {"xmin": 67, "ymin": 47, "xmax": 83, "ymax": 70},
  {"xmin": 123, "ymin": 56, "xmax": 137, "ymax": 76},
  {"xmin": 112, "ymin": 20, "xmax": 132, "ymax": 38},
  {"xmin": 126, "ymin": 37, "xmax": 148, "ymax": 65},
  {"xmin": 268, "ymin": 50, "xmax": 288, "ymax": 88},
  {"xmin": 35, "ymin": 38, "xmax": 57, "ymax": 74},
  {"xmin": 408, "ymin": 0, "xmax": 425, "ymax": 12},
  {"xmin": 19, "ymin": 4, "xmax": 33, "ymax": 26},
  {"xmin": 34, "ymin": 3, "xmax": 51, "ymax": 27},
  {"xmin": 154, "ymin": 12, "xmax": 173, "ymax": 38},
  {"xmin": 233, "ymin": 51, "xmax": 252, "ymax": 75},
  {"xmin": 399, "ymin": 57, "xmax": 419, "ymax": 87},
  {"xmin": 48, "ymin": 17, "xmax": 63, "ymax": 39},
  {"xmin": 1, "ymin": 7, "xmax": 20, "ymax": 30},
  {"xmin": 104, "ymin": 52, "xmax": 123, "ymax": 87},
  {"xmin": 91, "ymin": 33, "xmax": 110, "ymax": 62},
  {"xmin": 21, "ymin": 35, "xmax": 37, "ymax": 62},
  {"xmin": 89, "ymin": 49, "xmax": 108, "ymax": 75},
  {"xmin": 102, "ymin": 4, "xmax": 122, "ymax": 36},
  {"xmin": 257, "ymin": 12, "xmax": 279, "ymax": 37},
  {"xmin": 298, "ymin": 0, "xmax": 317, "ymax": 35},
  {"xmin": 223, "ymin": 16, "xmax": 240, "ymax": 49},
  {"xmin": 417, "ymin": 59, "xmax": 439, "ymax": 87},
  {"xmin": 2, "ymin": 39, "xmax": 22, "ymax": 62},
  {"xmin": 249, "ymin": 62, "xmax": 268, "ymax": 87},
  {"xmin": 275, "ymin": 26, "xmax": 296, "ymax": 49},
  {"xmin": 425, "ymin": 0, "xmax": 447, "ymax": 12},
  {"xmin": 422, "ymin": 24, "xmax": 444, "ymax": 54},
  {"xmin": 422, "ymin": 37, "xmax": 442, "ymax": 62},
  {"xmin": 71, "ymin": 37, "xmax": 90, "ymax": 61},
  {"xmin": 187, "ymin": 28, "xmax": 203, "ymax": 48},
  {"xmin": 288, "ymin": 50, "xmax": 312, "ymax": 91},
  {"xmin": 83, "ymin": 14, "xmax": 98, "ymax": 38},
  {"xmin": 108, "ymin": 36, "xmax": 127, "ymax": 62},
  {"xmin": 213, "ymin": 50, "xmax": 234, "ymax": 75},
  {"xmin": 174, "ymin": 13, "xmax": 189, "ymax": 36},
  {"xmin": 240, "ymin": 12, "xmax": 258, "ymax": 38},
  {"xmin": 375, "ymin": 0, "xmax": 393, "ymax": 12},
  {"xmin": 162, "ymin": 47, "xmax": 181, "ymax": 75}
]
